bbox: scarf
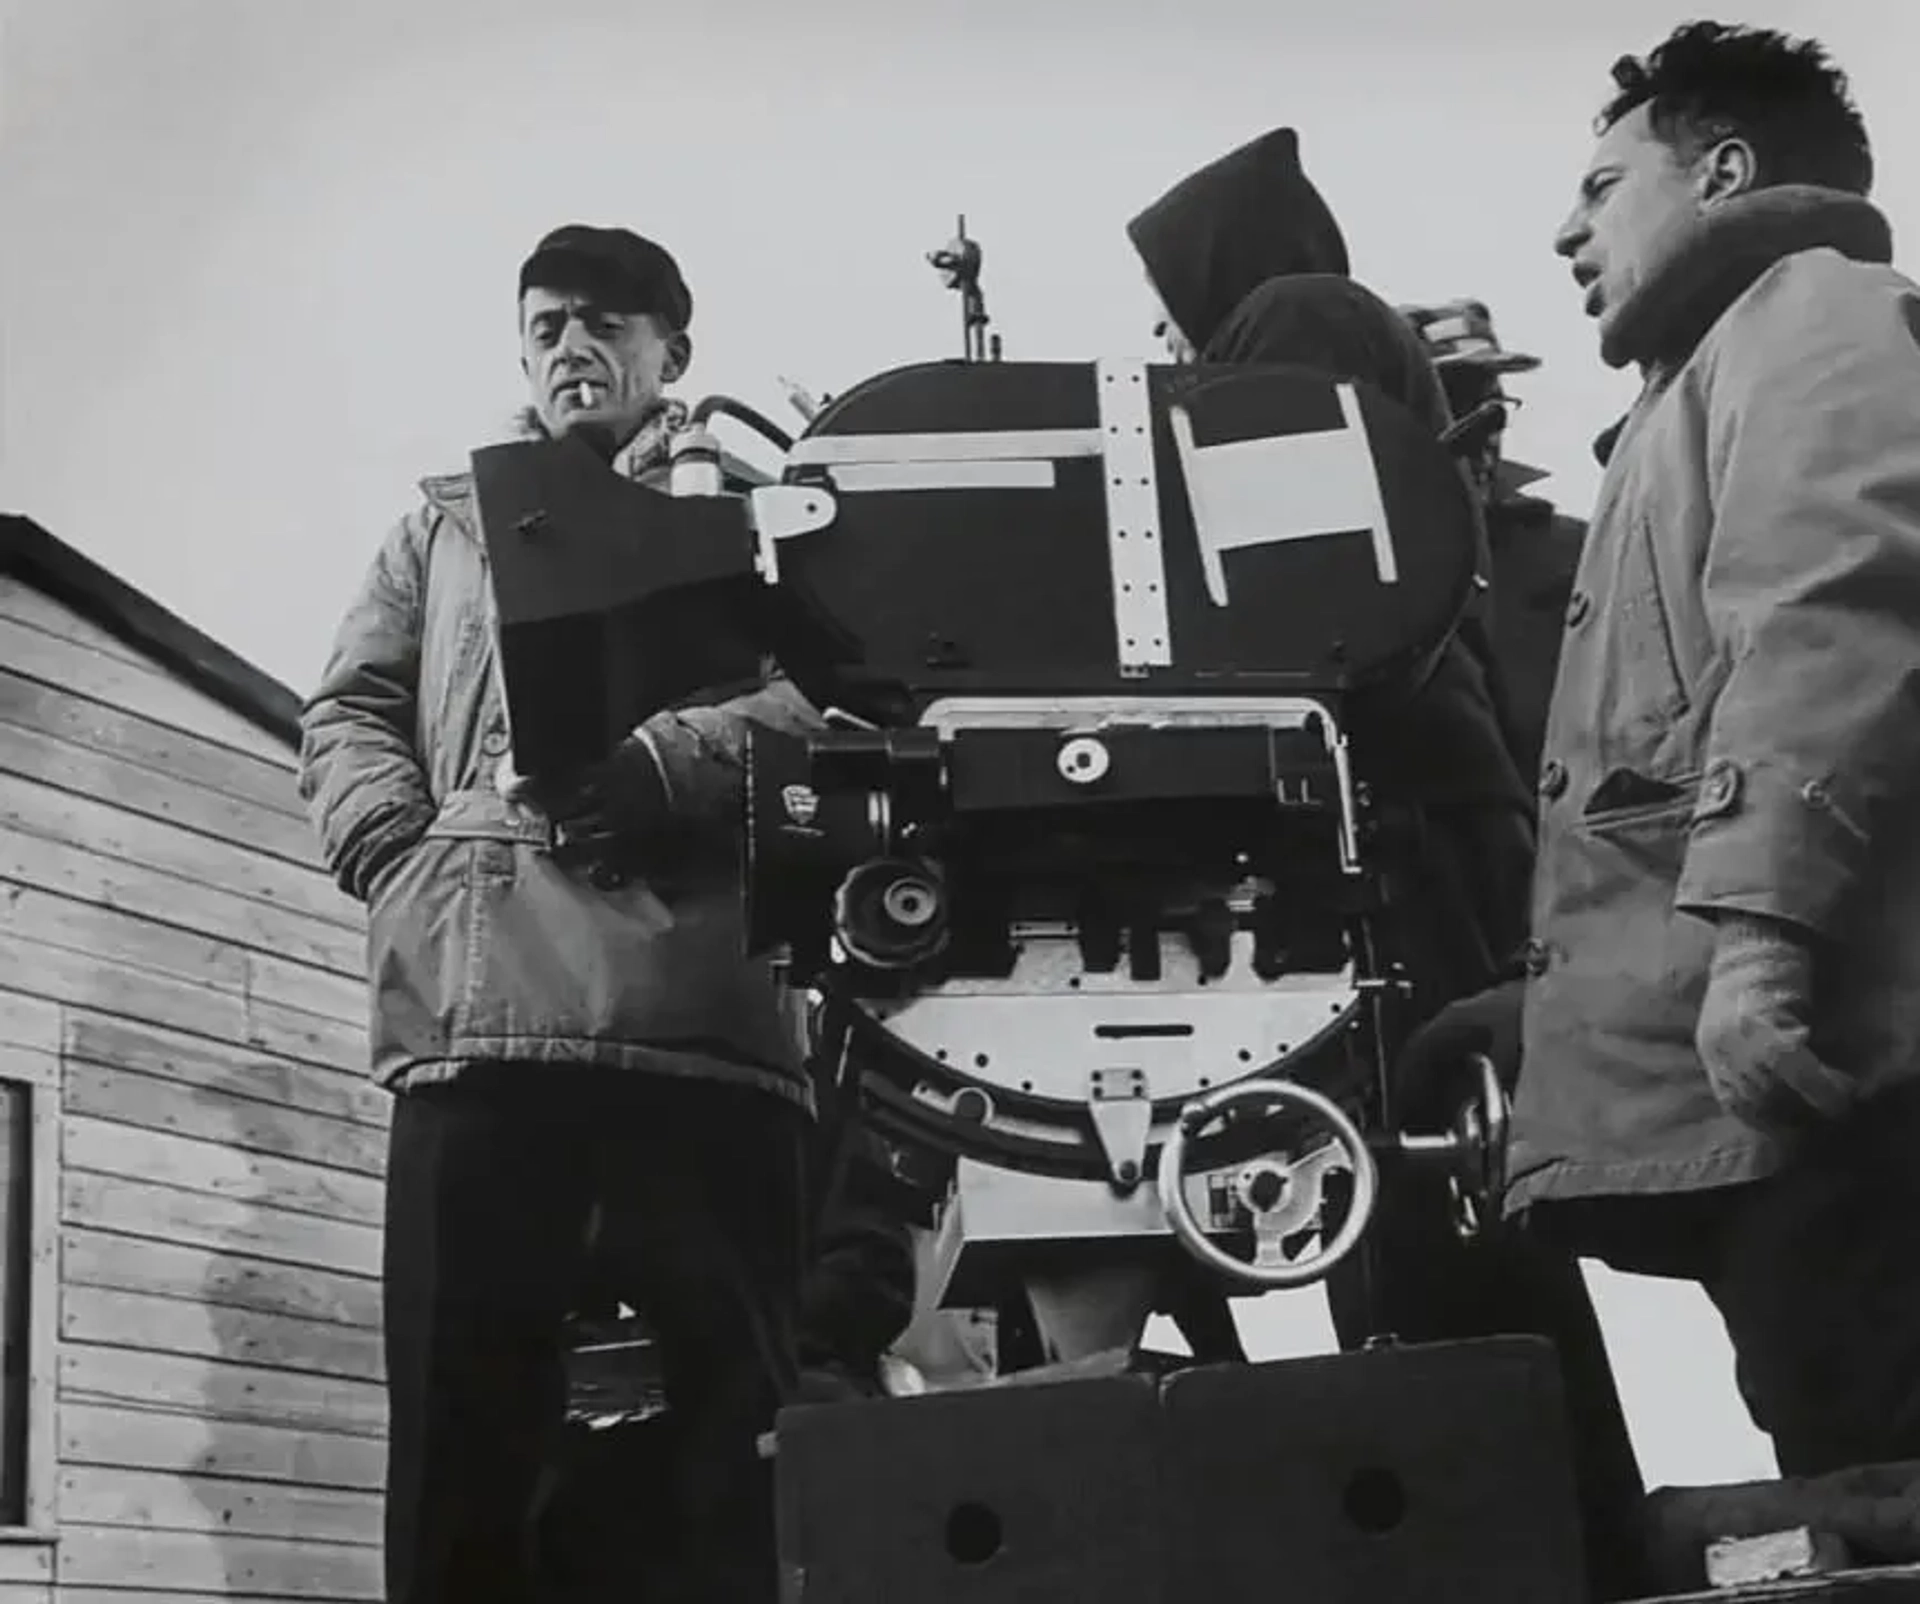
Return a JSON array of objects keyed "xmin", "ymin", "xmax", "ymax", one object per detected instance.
[{"xmin": 508, "ymin": 395, "xmax": 690, "ymax": 480}]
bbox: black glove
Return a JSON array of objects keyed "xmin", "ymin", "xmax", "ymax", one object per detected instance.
[
  {"xmin": 1393, "ymin": 977, "xmax": 1526, "ymax": 1127},
  {"xmin": 528, "ymin": 735, "xmax": 672, "ymax": 870}
]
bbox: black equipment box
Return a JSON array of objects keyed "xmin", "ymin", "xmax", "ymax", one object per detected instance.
[{"xmin": 774, "ymin": 1337, "xmax": 1587, "ymax": 1603}]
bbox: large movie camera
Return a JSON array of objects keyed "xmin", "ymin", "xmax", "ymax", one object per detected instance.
[{"xmin": 474, "ymin": 240, "xmax": 1510, "ymax": 1319}]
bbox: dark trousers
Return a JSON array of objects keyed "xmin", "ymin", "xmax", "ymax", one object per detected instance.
[
  {"xmin": 381, "ymin": 1064, "xmax": 808, "ymax": 1604},
  {"xmin": 1324, "ymin": 1020, "xmax": 1648, "ymax": 1601},
  {"xmin": 1327, "ymin": 1171, "xmax": 1649, "ymax": 1600},
  {"xmin": 1537, "ymin": 1079, "xmax": 1920, "ymax": 1480}
]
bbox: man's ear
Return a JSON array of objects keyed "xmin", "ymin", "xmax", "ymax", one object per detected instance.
[
  {"xmin": 663, "ymin": 329, "xmax": 692, "ymax": 385},
  {"xmin": 1699, "ymin": 135, "xmax": 1759, "ymax": 205}
]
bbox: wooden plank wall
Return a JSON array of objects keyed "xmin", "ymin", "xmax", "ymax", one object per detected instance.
[{"xmin": 0, "ymin": 575, "xmax": 384, "ymax": 1602}]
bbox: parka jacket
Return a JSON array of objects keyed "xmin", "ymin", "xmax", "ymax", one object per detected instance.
[
  {"xmin": 298, "ymin": 414, "xmax": 820, "ymax": 1107},
  {"xmin": 1506, "ymin": 189, "xmax": 1920, "ymax": 1210}
]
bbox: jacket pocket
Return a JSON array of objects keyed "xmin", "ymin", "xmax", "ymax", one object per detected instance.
[
  {"xmin": 1569, "ymin": 784, "xmax": 1713, "ymax": 1011},
  {"xmin": 364, "ymin": 832, "xmax": 474, "ymax": 1064},
  {"xmin": 1579, "ymin": 769, "xmax": 1702, "ymax": 831},
  {"xmin": 362, "ymin": 791, "xmax": 541, "ymax": 1055},
  {"xmin": 448, "ymin": 833, "xmax": 797, "ymax": 1064}
]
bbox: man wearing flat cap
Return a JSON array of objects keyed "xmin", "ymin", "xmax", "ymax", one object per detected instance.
[
  {"xmin": 511, "ymin": 224, "xmax": 697, "ymax": 469},
  {"xmin": 299, "ymin": 224, "xmax": 821, "ymax": 1604}
]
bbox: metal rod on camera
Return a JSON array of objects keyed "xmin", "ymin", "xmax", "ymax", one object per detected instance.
[{"xmin": 928, "ymin": 213, "xmax": 998, "ymax": 362}]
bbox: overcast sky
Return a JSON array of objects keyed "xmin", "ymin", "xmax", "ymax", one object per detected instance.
[{"xmin": 6, "ymin": 0, "xmax": 1917, "ymax": 1489}]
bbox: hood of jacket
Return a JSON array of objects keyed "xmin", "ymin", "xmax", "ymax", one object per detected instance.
[
  {"xmin": 1589, "ymin": 185, "xmax": 1892, "ymax": 465},
  {"xmin": 1126, "ymin": 126, "xmax": 1351, "ymax": 355}
]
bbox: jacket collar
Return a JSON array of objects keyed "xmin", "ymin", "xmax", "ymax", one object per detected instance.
[
  {"xmin": 419, "ymin": 396, "xmax": 689, "ymax": 533},
  {"xmin": 1601, "ymin": 184, "xmax": 1892, "ymax": 373},
  {"xmin": 1587, "ymin": 187, "xmax": 1891, "ymax": 470},
  {"xmin": 506, "ymin": 395, "xmax": 689, "ymax": 479}
]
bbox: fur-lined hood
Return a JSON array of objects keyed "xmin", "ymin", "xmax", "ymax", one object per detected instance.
[
  {"xmin": 1591, "ymin": 185, "xmax": 1892, "ymax": 463},
  {"xmin": 1601, "ymin": 184, "xmax": 1891, "ymax": 372}
]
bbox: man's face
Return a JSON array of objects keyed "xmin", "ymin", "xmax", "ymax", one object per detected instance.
[
  {"xmin": 1552, "ymin": 103, "xmax": 1719, "ymax": 348},
  {"xmin": 519, "ymin": 285, "xmax": 688, "ymax": 449}
]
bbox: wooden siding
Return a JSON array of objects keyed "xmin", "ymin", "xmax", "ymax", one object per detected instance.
[{"xmin": 0, "ymin": 574, "xmax": 381, "ymax": 1600}]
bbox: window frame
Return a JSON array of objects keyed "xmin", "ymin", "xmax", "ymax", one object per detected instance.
[{"xmin": 0, "ymin": 1046, "xmax": 62, "ymax": 1544}]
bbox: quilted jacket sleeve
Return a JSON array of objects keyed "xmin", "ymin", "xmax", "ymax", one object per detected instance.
[{"xmin": 297, "ymin": 511, "xmax": 438, "ymax": 902}]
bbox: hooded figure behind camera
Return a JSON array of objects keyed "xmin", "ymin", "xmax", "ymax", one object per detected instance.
[
  {"xmin": 1120, "ymin": 163, "xmax": 1649, "ymax": 1594},
  {"xmin": 1129, "ymin": 128, "xmax": 1531, "ymax": 1002},
  {"xmin": 1194, "ymin": 271, "xmax": 1536, "ymax": 1083},
  {"xmin": 1013, "ymin": 132, "xmax": 1532, "ymax": 1366},
  {"xmin": 1127, "ymin": 125, "xmax": 1351, "ymax": 361}
]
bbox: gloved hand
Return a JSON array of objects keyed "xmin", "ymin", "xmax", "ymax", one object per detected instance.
[
  {"xmin": 1695, "ymin": 912, "xmax": 1855, "ymax": 1137},
  {"xmin": 1394, "ymin": 977, "xmax": 1526, "ymax": 1127},
  {"xmin": 527, "ymin": 735, "xmax": 672, "ymax": 869}
]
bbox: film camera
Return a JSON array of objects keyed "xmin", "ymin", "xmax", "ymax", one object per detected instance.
[{"xmin": 472, "ymin": 345, "xmax": 1510, "ymax": 1312}]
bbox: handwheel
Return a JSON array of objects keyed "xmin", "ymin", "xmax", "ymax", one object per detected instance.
[
  {"xmin": 1445, "ymin": 1052, "xmax": 1510, "ymax": 1242},
  {"xmin": 1156, "ymin": 1078, "xmax": 1380, "ymax": 1289}
]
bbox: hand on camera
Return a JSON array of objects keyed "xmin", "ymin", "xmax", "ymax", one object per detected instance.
[
  {"xmin": 530, "ymin": 736, "xmax": 671, "ymax": 869},
  {"xmin": 1394, "ymin": 977, "xmax": 1525, "ymax": 1124}
]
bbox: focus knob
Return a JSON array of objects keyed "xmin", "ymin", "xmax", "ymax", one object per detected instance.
[{"xmin": 1058, "ymin": 735, "xmax": 1112, "ymax": 786}]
